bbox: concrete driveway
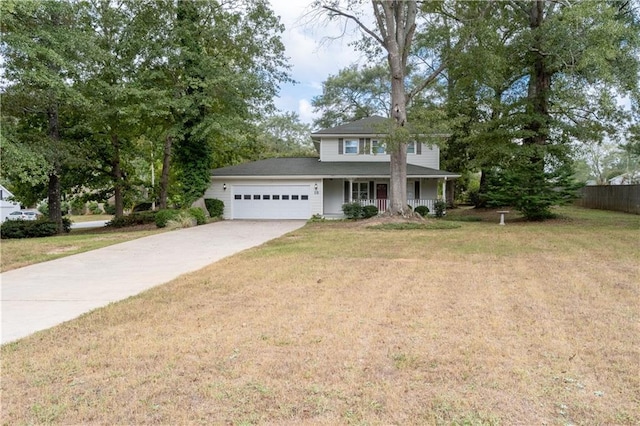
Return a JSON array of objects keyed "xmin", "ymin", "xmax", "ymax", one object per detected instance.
[{"xmin": 0, "ymin": 220, "xmax": 304, "ymax": 344}]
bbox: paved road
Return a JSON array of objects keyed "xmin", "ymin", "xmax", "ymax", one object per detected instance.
[
  {"xmin": 0, "ymin": 220, "xmax": 304, "ymax": 344},
  {"xmin": 70, "ymin": 220, "xmax": 109, "ymax": 229}
]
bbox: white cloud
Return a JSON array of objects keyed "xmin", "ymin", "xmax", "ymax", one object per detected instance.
[
  {"xmin": 298, "ymin": 99, "xmax": 317, "ymax": 124},
  {"xmin": 269, "ymin": 0, "xmax": 368, "ymax": 123}
]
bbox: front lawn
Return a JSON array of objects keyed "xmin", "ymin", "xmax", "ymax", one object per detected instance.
[
  {"xmin": 2, "ymin": 206, "xmax": 638, "ymax": 424},
  {"xmin": 0, "ymin": 224, "xmax": 166, "ymax": 272}
]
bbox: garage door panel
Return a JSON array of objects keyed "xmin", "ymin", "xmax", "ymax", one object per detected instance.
[{"xmin": 232, "ymin": 185, "xmax": 310, "ymax": 219}]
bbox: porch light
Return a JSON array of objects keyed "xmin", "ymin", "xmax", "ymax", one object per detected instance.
[
  {"xmin": 223, "ymin": 183, "xmax": 227, "ymax": 191},
  {"xmin": 314, "ymin": 183, "xmax": 318, "ymax": 191}
]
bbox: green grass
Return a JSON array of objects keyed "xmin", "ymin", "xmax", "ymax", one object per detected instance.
[
  {"xmin": 367, "ymin": 221, "xmax": 462, "ymax": 230},
  {"xmin": 1, "ymin": 224, "xmax": 165, "ymax": 272}
]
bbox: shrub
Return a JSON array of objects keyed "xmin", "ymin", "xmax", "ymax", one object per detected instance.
[
  {"xmin": 39, "ymin": 202, "xmax": 71, "ymax": 216},
  {"xmin": 107, "ymin": 211, "xmax": 157, "ymax": 228},
  {"xmin": 308, "ymin": 214, "xmax": 325, "ymax": 223},
  {"xmin": 133, "ymin": 202, "xmax": 153, "ymax": 212},
  {"xmin": 1, "ymin": 217, "xmax": 71, "ymax": 239},
  {"xmin": 61, "ymin": 217, "xmax": 72, "ymax": 233},
  {"xmin": 415, "ymin": 205, "xmax": 430, "ymax": 217},
  {"xmin": 38, "ymin": 202, "xmax": 49, "ymax": 216},
  {"xmin": 342, "ymin": 202, "xmax": 363, "ymax": 219},
  {"xmin": 362, "ymin": 205, "xmax": 379, "ymax": 219},
  {"xmin": 155, "ymin": 209, "xmax": 181, "ymax": 228},
  {"xmin": 71, "ymin": 198, "xmax": 86, "ymax": 215},
  {"xmin": 434, "ymin": 200, "xmax": 447, "ymax": 218},
  {"xmin": 188, "ymin": 207, "xmax": 207, "ymax": 225},
  {"xmin": 204, "ymin": 198, "xmax": 224, "ymax": 218},
  {"xmin": 103, "ymin": 203, "xmax": 116, "ymax": 215},
  {"xmin": 166, "ymin": 211, "xmax": 197, "ymax": 229},
  {"xmin": 88, "ymin": 201, "xmax": 103, "ymax": 215}
]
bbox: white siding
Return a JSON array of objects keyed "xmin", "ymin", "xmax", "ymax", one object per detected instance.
[
  {"xmin": 420, "ymin": 179, "xmax": 438, "ymax": 199},
  {"xmin": 319, "ymin": 138, "xmax": 440, "ymax": 169},
  {"xmin": 205, "ymin": 178, "xmax": 321, "ymax": 220},
  {"xmin": 323, "ymin": 179, "xmax": 344, "ymax": 215}
]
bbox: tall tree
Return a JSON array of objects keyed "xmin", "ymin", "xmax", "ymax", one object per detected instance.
[
  {"xmin": 315, "ymin": 0, "xmax": 483, "ymax": 215},
  {"xmin": 1, "ymin": 0, "xmax": 91, "ymax": 231},
  {"xmin": 317, "ymin": 1, "xmax": 427, "ymax": 215},
  {"xmin": 136, "ymin": 0, "xmax": 291, "ymax": 208},
  {"xmin": 482, "ymin": 0, "xmax": 640, "ymax": 219},
  {"xmin": 254, "ymin": 112, "xmax": 315, "ymax": 158},
  {"xmin": 311, "ymin": 64, "xmax": 391, "ymax": 129}
]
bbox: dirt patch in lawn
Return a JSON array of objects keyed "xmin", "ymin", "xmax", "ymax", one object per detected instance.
[{"xmin": 45, "ymin": 246, "xmax": 80, "ymax": 255}]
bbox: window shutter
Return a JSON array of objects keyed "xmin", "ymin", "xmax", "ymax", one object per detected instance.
[
  {"xmin": 415, "ymin": 181, "xmax": 420, "ymax": 199},
  {"xmin": 365, "ymin": 138, "xmax": 371, "ymax": 154},
  {"xmin": 359, "ymin": 138, "xmax": 365, "ymax": 155},
  {"xmin": 369, "ymin": 181, "xmax": 374, "ymax": 197},
  {"xmin": 416, "ymin": 142, "xmax": 422, "ymax": 155},
  {"xmin": 338, "ymin": 138, "xmax": 343, "ymax": 154},
  {"xmin": 344, "ymin": 180, "xmax": 349, "ymax": 202}
]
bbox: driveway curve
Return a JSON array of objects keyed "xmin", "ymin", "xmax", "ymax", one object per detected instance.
[{"xmin": 1, "ymin": 220, "xmax": 304, "ymax": 344}]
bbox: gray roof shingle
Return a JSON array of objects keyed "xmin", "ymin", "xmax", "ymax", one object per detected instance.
[
  {"xmin": 211, "ymin": 157, "xmax": 459, "ymax": 178},
  {"xmin": 311, "ymin": 116, "xmax": 388, "ymax": 136}
]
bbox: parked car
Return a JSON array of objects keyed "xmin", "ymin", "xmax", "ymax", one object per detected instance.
[{"xmin": 6, "ymin": 210, "xmax": 41, "ymax": 221}]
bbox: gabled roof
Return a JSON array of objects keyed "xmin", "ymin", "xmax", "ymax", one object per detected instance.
[
  {"xmin": 311, "ymin": 116, "xmax": 388, "ymax": 136},
  {"xmin": 211, "ymin": 157, "xmax": 459, "ymax": 179}
]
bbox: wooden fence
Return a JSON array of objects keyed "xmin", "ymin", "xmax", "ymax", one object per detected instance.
[{"xmin": 575, "ymin": 185, "xmax": 640, "ymax": 215}]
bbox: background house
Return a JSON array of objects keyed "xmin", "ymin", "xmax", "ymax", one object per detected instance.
[
  {"xmin": 204, "ymin": 117, "xmax": 459, "ymax": 219},
  {"xmin": 0, "ymin": 184, "xmax": 21, "ymax": 222}
]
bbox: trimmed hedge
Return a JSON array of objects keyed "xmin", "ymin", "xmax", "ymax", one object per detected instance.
[
  {"xmin": 362, "ymin": 205, "xmax": 379, "ymax": 218},
  {"xmin": 204, "ymin": 198, "xmax": 224, "ymax": 218},
  {"xmin": 342, "ymin": 202, "xmax": 363, "ymax": 219},
  {"xmin": 1, "ymin": 218, "xmax": 72, "ymax": 239},
  {"xmin": 415, "ymin": 205, "xmax": 430, "ymax": 217},
  {"xmin": 106, "ymin": 211, "xmax": 157, "ymax": 228}
]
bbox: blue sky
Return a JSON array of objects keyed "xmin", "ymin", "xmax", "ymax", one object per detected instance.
[{"xmin": 269, "ymin": 1, "xmax": 365, "ymax": 125}]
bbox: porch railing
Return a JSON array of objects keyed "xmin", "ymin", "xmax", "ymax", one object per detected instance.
[{"xmin": 357, "ymin": 199, "xmax": 437, "ymax": 213}]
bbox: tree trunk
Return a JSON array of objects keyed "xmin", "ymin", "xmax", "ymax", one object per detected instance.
[
  {"xmin": 111, "ymin": 133, "xmax": 124, "ymax": 217},
  {"xmin": 387, "ymin": 63, "xmax": 408, "ymax": 214},
  {"xmin": 525, "ymin": 0, "xmax": 551, "ymax": 147},
  {"xmin": 47, "ymin": 106, "xmax": 63, "ymax": 233},
  {"xmin": 159, "ymin": 134, "xmax": 172, "ymax": 209},
  {"xmin": 384, "ymin": 9, "xmax": 411, "ymax": 215}
]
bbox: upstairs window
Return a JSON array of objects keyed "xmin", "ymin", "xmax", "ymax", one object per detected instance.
[
  {"xmin": 371, "ymin": 140, "xmax": 386, "ymax": 155},
  {"xmin": 407, "ymin": 142, "xmax": 416, "ymax": 154},
  {"xmin": 344, "ymin": 139, "xmax": 358, "ymax": 154}
]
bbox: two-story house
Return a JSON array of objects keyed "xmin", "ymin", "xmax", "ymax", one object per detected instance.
[{"xmin": 204, "ymin": 116, "xmax": 459, "ymax": 219}]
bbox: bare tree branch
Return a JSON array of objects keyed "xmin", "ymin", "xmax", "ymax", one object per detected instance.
[
  {"xmin": 321, "ymin": 4, "xmax": 384, "ymax": 45},
  {"xmin": 407, "ymin": 62, "xmax": 446, "ymax": 102}
]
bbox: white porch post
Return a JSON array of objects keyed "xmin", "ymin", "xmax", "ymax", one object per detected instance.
[
  {"xmin": 442, "ymin": 177, "xmax": 447, "ymax": 202},
  {"xmin": 348, "ymin": 179, "xmax": 353, "ymax": 203}
]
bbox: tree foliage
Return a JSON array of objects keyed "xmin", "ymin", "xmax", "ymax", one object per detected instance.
[
  {"xmin": 1, "ymin": 0, "xmax": 291, "ymax": 218},
  {"xmin": 312, "ymin": 0, "xmax": 638, "ymax": 220}
]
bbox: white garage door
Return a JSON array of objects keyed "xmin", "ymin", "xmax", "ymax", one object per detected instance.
[{"xmin": 232, "ymin": 185, "xmax": 311, "ymax": 219}]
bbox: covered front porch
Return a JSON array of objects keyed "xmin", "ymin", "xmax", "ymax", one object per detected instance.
[{"xmin": 321, "ymin": 177, "xmax": 451, "ymax": 216}]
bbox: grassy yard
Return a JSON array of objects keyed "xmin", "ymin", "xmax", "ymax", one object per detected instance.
[
  {"xmin": 1, "ymin": 206, "xmax": 638, "ymax": 424},
  {"xmin": 1, "ymin": 224, "xmax": 165, "ymax": 272}
]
